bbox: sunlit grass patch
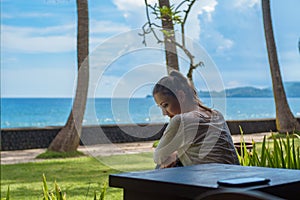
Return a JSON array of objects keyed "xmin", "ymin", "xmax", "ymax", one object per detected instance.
[
  {"xmin": 1, "ymin": 153, "xmax": 154, "ymax": 200},
  {"xmin": 36, "ymin": 150, "xmax": 86, "ymax": 159}
]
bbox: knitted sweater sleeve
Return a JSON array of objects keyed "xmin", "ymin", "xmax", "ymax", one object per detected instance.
[{"xmin": 153, "ymin": 115, "xmax": 183, "ymax": 164}]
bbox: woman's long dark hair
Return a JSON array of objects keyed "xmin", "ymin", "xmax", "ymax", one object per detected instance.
[{"xmin": 153, "ymin": 70, "xmax": 213, "ymax": 113}]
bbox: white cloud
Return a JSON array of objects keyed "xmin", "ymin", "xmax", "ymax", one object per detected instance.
[
  {"xmin": 177, "ymin": 0, "xmax": 218, "ymax": 40},
  {"xmin": 1, "ymin": 19, "xmax": 132, "ymax": 53},
  {"xmin": 1, "ymin": 24, "xmax": 76, "ymax": 53},
  {"xmin": 1, "ymin": 13, "xmax": 14, "ymax": 19},
  {"xmin": 197, "ymin": 0, "xmax": 218, "ymax": 22},
  {"xmin": 2, "ymin": 24, "xmax": 74, "ymax": 36},
  {"xmin": 1, "ymin": 12, "xmax": 55, "ymax": 19},
  {"xmin": 113, "ymin": 0, "xmax": 218, "ymax": 42},
  {"xmin": 202, "ymin": 31, "xmax": 234, "ymax": 54},
  {"xmin": 113, "ymin": 0, "xmax": 155, "ymax": 11},
  {"xmin": 233, "ymin": 0, "xmax": 259, "ymax": 8},
  {"xmin": 90, "ymin": 20, "xmax": 130, "ymax": 34},
  {"xmin": 112, "ymin": 0, "xmax": 152, "ymax": 26},
  {"xmin": 89, "ymin": 20, "xmax": 131, "ymax": 49},
  {"xmin": 199, "ymin": 0, "xmax": 264, "ymax": 55},
  {"xmin": 216, "ymin": 37, "xmax": 234, "ymax": 53},
  {"xmin": 5, "ymin": 35, "xmax": 75, "ymax": 53}
]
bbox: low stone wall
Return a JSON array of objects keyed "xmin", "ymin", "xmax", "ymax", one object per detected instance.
[
  {"xmin": 226, "ymin": 118, "xmax": 276, "ymax": 134},
  {"xmin": 1, "ymin": 118, "xmax": 299, "ymax": 151},
  {"xmin": 0, "ymin": 124, "xmax": 167, "ymax": 151}
]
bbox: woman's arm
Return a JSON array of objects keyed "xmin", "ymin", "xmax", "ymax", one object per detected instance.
[{"xmin": 154, "ymin": 116, "xmax": 184, "ymax": 165}]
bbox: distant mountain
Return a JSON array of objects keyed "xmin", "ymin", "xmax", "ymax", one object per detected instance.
[
  {"xmin": 199, "ymin": 82, "xmax": 300, "ymax": 98},
  {"xmin": 284, "ymin": 82, "xmax": 300, "ymax": 97}
]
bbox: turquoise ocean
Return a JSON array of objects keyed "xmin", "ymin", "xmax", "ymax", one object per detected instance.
[{"xmin": 1, "ymin": 97, "xmax": 300, "ymax": 129}]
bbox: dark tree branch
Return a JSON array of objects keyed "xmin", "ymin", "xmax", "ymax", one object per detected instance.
[
  {"xmin": 140, "ymin": 0, "xmax": 204, "ymax": 81},
  {"xmin": 181, "ymin": 0, "xmax": 196, "ymax": 47}
]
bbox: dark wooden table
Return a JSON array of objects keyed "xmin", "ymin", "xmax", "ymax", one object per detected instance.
[{"xmin": 109, "ymin": 163, "xmax": 300, "ymax": 200}]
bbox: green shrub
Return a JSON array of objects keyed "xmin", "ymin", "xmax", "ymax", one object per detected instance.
[
  {"xmin": 42, "ymin": 174, "xmax": 66, "ymax": 200},
  {"xmin": 237, "ymin": 127, "xmax": 300, "ymax": 169},
  {"xmin": 41, "ymin": 174, "xmax": 107, "ymax": 200}
]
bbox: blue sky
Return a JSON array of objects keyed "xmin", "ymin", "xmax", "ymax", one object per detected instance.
[{"xmin": 1, "ymin": 0, "xmax": 299, "ymax": 98}]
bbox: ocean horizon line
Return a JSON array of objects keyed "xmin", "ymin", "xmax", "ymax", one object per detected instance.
[
  {"xmin": 1, "ymin": 96, "xmax": 300, "ymax": 99},
  {"xmin": 2, "ymin": 97, "xmax": 299, "ymax": 129}
]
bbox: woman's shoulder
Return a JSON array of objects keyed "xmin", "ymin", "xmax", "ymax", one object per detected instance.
[
  {"xmin": 168, "ymin": 112, "xmax": 197, "ymax": 125},
  {"xmin": 179, "ymin": 110, "xmax": 209, "ymax": 122},
  {"xmin": 169, "ymin": 114, "xmax": 182, "ymax": 123},
  {"xmin": 211, "ymin": 109, "xmax": 225, "ymax": 119},
  {"xmin": 180, "ymin": 109, "xmax": 225, "ymax": 122}
]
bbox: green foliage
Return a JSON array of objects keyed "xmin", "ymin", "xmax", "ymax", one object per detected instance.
[
  {"xmin": 158, "ymin": 5, "xmax": 182, "ymax": 24},
  {"xmin": 36, "ymin": 151, "xmax": 85, "ymax": 159},
  {"xmin": 93, "ymin": 181, "xmax": 107, "ymax": 200},
  {"xmin": 42, "ymin": 174, "xmax": 67, "ymax": 200},
  {"xmin": 1, "ymin": 186, "xmax": 10, "ymax": 200},
  {"xmin": 268, "ymin": 131, "xmax": 300, "ymax": 139},
  {"xmin": 41, "ymin": 174, "xmax": 108, "ymax": 200},
  {"xmin": 152, "ymin": 4, "xmax": 182, "ymax": 38},
  {"xmin": 152, "ymin": 140, "xmax": 159, "ymax": 148},
  {"xmin": 237, "ymin": 128, "xmax": 300, "ymax": 169}
]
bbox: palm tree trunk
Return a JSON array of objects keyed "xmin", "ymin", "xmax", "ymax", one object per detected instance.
[
  {"xmin": 159, "ymin": 0, "xmax": 179, "ymax": 73},
  {"xmin": 262, "ymin": 0, "xmax": 300, "ymax": 132},
  {"xmin": 48, "ymin": 0, "xmax": 89, "ymax": 152}
]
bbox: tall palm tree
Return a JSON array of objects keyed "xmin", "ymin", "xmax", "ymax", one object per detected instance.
[
  {"xmin": 158, "ymin": 0, "xmax": 179, "ymax": 73},
  {"xmin": 48, "ymin": 0, "xmax": 89, "ymax": 152},
  {"xmin": 261, "ymin": 0, "xmax": 300, "ymax": 132}
]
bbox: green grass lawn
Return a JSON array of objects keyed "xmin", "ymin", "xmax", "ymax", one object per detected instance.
[
  {"xmin": 1, "ymin": 152, "xmax": 155, "ymax": 200},
  {"xmin": 1, "ymin": 133, "xmax": 299, "ymax": 199}
]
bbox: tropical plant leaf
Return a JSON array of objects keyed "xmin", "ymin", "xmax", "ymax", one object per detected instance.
[{"xmin": 42, "ymin": 174, "xmax": 50, "ymax": 200}]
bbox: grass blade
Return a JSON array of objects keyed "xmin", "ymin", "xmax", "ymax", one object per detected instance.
[
  {"xmin": 42, "ymin": 174, "xmax": 50, "ymax": 200},
  {"xmin": 6, "ymin": 185, "xmax": 10, "ymax": 200},
  {"xmin": 99, "ymin": 181, "xmax": 107, "ymax": 200},
  {"xmin": 260, "ymin": 136, "xmax": 267, "ymax": 166},
  {"xmin": 286, "ymin": 133, "xmax": 291, "ymax": 168}
]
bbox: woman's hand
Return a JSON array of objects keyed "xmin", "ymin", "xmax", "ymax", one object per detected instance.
[
  {"xmin": 160, "ymin": 152, "xmax": 178, "ymax": 168},
  {"xmin": 162, "ymin": 160, "xmax": 178, "ymax": 168}
]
